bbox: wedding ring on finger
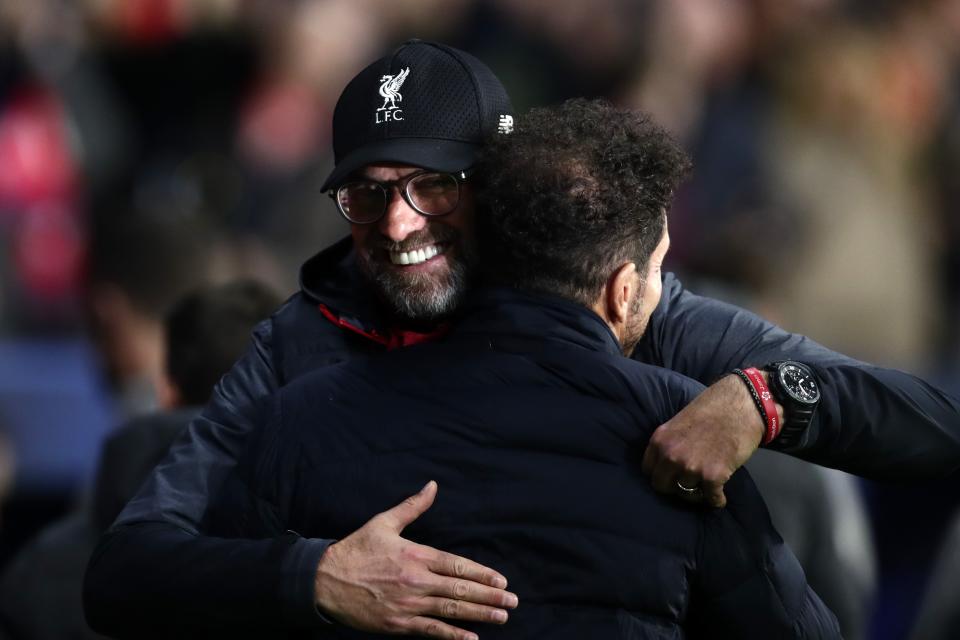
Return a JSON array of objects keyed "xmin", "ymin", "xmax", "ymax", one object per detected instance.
[{"xmin": 676, "ymin": 480, "xmax": 701, "ymax": 495}]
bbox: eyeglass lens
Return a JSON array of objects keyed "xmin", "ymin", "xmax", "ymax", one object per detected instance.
[{"xmin": 337, "ymin": 172, "xmax": 460, "ymax": 223}]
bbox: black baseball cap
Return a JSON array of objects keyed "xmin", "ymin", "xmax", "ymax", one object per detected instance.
[{"xmin": 320, "ymin": 39, "xmax": 514, "ymax": 192}]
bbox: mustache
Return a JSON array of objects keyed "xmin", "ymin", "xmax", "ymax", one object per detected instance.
[{"xmin": 367, "ymin": 226, "xmax": 460, "ymax": 253}]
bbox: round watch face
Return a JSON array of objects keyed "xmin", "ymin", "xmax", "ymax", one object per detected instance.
[{"xmin": 778, "ymin": 363, "xmax": 820, "ymax": 405}]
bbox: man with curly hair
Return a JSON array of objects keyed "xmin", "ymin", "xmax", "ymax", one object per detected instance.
[{"xmin": 86, "ymin": 40, "xmax": 958, "ymax": 639}]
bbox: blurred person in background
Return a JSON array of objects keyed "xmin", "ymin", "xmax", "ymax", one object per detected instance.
[
  {"xmin": 746, "ymin": 451, "xmax": 877, "ymax": 640},
  {"xmin": 910, "ymin": 506, "xmax": 960, "ymax": 640},
  {"xmin": 765, "ymin": 14, "xmax": 942, "ymax": 369},
  {"xmin": 913, "ymin": 0, "xmax": 960, "ymax": 372},
  {"xmin": 84, "ymin": 39, "xmax": 960, "ymax": 639},
  {"xmin": 0, "ymin": 278, "xmax": 279, "ymax": 640},
  {"xmin": 92, "ymin": 280, "xmax": 282, "ymax": 526},
  {"xmin": 0, "ymin": 429, "xmax": 14, "ymax": 532},
  {"xmin": 85, "ymin": 208, "xmax": 216, "ymax": 418},
  {"xmin": 621, "ymin": 0, "xmax": 840, "ymax": 306}
]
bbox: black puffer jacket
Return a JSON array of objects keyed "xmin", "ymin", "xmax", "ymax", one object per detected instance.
[{"xmin": 234, "ymin": 288, "xmax": 838, "ymax": 639}]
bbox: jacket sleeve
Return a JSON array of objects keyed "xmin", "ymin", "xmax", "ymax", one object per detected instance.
[
  {"xmin": 688, "ymin": 470, "xmax": 841, "ymax": 639},
  {"xmin": 83, "ymin": 316, "xmax": 333, "ymax": 636},
  {"xmin": 632, "ymin": 272, "xmax": 960, "ymax": 480}
]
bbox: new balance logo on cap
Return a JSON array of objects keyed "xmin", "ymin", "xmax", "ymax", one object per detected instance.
[
  {"xmin": 498, "ymin": 115, "xmax": 514, "ymax": 134},
  {"xmin": 376, "ymin": 67, "xmax": 410, "ymax": 124}
]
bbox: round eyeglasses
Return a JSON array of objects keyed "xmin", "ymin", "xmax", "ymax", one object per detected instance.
[{"xmin": 329, "ymin": 170, "xmax": 471, "ymax": 225}]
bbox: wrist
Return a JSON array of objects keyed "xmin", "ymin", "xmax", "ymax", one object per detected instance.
[
  {"xmin": 280, "ymin": 534, "xmax": 336, "ymax": 628},
  {"xmin": 723, "ymin": 373, "xmax": 764, "ymax": 446},
  {"xmin": 313, "ymin": 542, "xmax": 341, "ymax": 621},
  {"xmin": 731, "ymin": 368, "xmax": 785, "ymax": 446}
]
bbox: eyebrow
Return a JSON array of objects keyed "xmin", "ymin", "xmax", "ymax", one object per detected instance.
[{"xmin": 353, "ymin": 168, "xmax": 423, "ymax": 182}]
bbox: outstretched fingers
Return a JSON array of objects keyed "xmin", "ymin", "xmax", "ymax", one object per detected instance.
[
  {"xmin": 405, "ymin": 616, "xmax": 479, "ymax": 640},
  {"xmin": 427, "ymin": 550, "xmax": 510, "ymax": 590},
  {"xmin": 420, "ymin": 596, "xmax": 510, "ymax": 624}
]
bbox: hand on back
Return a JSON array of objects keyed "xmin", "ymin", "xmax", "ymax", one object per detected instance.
[{"xmin": 315, "ymin": 481, "xmax": 518, "ymax": 640}]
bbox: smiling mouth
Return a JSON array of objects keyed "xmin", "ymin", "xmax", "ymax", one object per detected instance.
[{"xmin": 387, "ymin": 243, "xmax": 448, "ymax": 266}]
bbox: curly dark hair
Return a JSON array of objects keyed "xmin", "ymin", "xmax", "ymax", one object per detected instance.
[{"xmin": 476, "ymin": 98, "xmax": 690, "ymax": 306}]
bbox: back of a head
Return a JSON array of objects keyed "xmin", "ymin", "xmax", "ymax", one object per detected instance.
[
  {"xmin": 165, "ymin": 279, "xmax": 282, "ymax": 406},
  {"xmin": 477, "ymin": 98, "xmax": 690, "ymax": 306},
  {"xmin": 88, "ymin": 209, "xmax": 213, "ymax": 320}
]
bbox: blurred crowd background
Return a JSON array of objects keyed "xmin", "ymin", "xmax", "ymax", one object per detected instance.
[{"xmin": 0, "ymin": 0, "xmax": 957, "ymax": 639}]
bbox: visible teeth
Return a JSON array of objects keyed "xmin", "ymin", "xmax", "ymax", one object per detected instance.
[{"xmin": 389, "ymin": 244, "xmax": 445, "ymax": 265}]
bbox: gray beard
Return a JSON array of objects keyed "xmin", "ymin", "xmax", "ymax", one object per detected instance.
[
  {"xmin": 356, "ymin": 228, "xmax": 476, "ymax": 323},
  {"xmin": 362, "ymin": 256, "xmax": 471, "ymax": 322}
]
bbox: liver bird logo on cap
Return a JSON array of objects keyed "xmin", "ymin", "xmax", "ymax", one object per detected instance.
[{"xmin": 377, "ymin": 68, "xmax": 410, "ymax": 112}]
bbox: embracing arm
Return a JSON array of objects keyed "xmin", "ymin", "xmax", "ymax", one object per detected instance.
[
  {"xmin": 635, "ymin": 272, "xmax": 960, "ymax": 481},
  {"xmin": 83, "ymin": 316, "xmax": 335, "ymax": 635},
  {"xmin": 84, "ymin": 525, "xmax": 328, "ymax": 635}
]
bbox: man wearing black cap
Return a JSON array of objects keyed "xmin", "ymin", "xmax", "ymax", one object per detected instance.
[
  {"xmin": 85, "ymin": 40, "xmax": 960, "ymax": 638},
  {"xmin": 317, "ymin": 38, "xmax": 512, "ymax": 327},
  {"xmin": 87, "ymin": 41, "xmax": 523, "ymax": 639}
]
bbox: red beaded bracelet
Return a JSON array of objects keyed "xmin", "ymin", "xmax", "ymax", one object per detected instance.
[{"xmin": 732, "ymin": 367, "xmax": 782, "ymax": 445}]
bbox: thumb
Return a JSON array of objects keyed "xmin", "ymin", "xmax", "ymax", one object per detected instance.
[
  {"xmin": 704, "ymin": 484, "xmax": 727, "ymax": 509},
  {"xmin": 640, "ymin": 429, "xmax": 664, "ymax": 476},
  {"xmin": 378, "ymin": 480, "xmax": 438, "ymax": 534}
]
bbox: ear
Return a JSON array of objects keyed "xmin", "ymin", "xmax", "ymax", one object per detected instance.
[{"xmin": 604, "ymin": 262, "xmax": 638, "ymax": 324}]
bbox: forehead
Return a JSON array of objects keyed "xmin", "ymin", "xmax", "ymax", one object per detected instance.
[{"xmin": 355, "ymin": 164, "xmax": 426, "ymax": 181}]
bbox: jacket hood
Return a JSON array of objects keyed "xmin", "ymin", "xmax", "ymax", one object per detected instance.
[
  {"xmin": 298, "ymin": 236, "xmax": 387, "ymax": 334},
  {"xmin": 298, "ymin": 236, "xmax": 359, "ymax": 306}
]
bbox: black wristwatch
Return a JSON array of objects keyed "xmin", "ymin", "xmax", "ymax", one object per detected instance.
[{"xmin": 762, "ymin": 361, "xmax": 821, "ymax": 447}]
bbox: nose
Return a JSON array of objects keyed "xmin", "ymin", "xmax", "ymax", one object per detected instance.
[{"xmin": 377, "ymin": 187, "xmax": 426, "ymax": 242}]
